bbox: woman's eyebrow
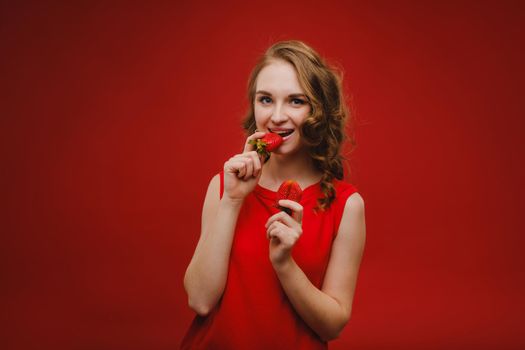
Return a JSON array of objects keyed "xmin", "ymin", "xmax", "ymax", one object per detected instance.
[
  {"xmin": 255, "ymin": 90, "xmax": 306, "ymax": 98},
  {"xmin": 289, "ymin": 93, "xmax": 307, "ymax": 99}
]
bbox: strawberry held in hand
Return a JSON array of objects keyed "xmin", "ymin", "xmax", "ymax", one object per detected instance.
[
  {"xmin": 275, "ymin": 180, "xmax": 303, "ymax": 216},
  {"xmin": 249, "ymin": 133, "xmax": 283, "ymax": 162}
]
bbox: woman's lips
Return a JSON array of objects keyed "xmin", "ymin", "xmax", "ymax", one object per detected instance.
[
  {"xmin": 269, "ymin": 128, "xmax": 294, "ymax": 139},
  {"xmin": 281, "ymin": 130, "xmax": 294, "ymax": 141}
]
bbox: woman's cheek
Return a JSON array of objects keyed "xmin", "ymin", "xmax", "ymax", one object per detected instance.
[{"xmin": 254, "ymin": 107, "xmax": 270, "ymax": 121}]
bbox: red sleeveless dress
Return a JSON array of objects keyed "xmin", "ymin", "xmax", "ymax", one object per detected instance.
[{"xmin": 181, "ymin": 171, "xmax": 358, "ymax": 349}]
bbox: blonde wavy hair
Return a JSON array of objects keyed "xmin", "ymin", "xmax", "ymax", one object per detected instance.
[{"xmin": 242, "ymin": 40, "xmax": 356, "ymax": 211}]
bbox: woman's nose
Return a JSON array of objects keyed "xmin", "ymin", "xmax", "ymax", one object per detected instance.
[{"xmin": 270, "ymin": 104, "xmax": 287, "ymax": 123}]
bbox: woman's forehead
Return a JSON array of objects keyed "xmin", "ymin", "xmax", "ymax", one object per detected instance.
[{"xmin": 256, "ymin": 61, "xmax": 304, "ymax": 95}]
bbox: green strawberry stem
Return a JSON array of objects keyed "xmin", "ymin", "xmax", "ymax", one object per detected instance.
[{"xmin": 249, "ymin": 139, "xmax": 270, "ymax": 162}]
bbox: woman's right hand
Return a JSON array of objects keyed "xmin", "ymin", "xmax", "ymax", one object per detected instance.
[{"xmin": 223, "ymin": 131, "xmax": 266, "ymax": 202}]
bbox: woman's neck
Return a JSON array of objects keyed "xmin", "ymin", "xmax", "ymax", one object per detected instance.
[{"xmin": 260, "ymin": 150, "xmax": 322, "ymax": 190}]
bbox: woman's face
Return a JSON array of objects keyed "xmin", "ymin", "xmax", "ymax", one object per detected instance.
[{"xmin": 254, "ymin": 59, "xmax": 311, "ymax": 156}]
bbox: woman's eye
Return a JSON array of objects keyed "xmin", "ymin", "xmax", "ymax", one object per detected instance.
[
  {"xmin": 291, "ymin": 98, "xmax": 306, "ymax": 105},
  {"xmin": 259, "ymin": 96, "xmax": 272, "ymax": 104}
]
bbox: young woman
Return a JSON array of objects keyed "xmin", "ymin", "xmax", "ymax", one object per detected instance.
[{"xmin": 181, "ymin": 40, "xmax": 366, "ymax": 349}]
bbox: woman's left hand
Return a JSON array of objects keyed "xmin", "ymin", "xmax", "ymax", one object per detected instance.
[{"xmin": 265, "ymin": 199, "xmax": 304, "ymax": 267}]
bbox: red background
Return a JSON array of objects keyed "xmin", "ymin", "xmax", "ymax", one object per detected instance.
[{"xmin": 2, "ymin": 1, "xmax": 524, "ymax": 349}]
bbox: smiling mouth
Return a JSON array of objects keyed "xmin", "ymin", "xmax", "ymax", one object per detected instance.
[{"xmin": 269, "ymin": 129, "xmax": 294, "ymax": 138}]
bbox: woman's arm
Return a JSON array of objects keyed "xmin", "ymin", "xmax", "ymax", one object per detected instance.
[
  {"xmin": 183, "ymin": 174, "xmax": 244, "ymax": 316},
  {"xmin": 183, "ymin": 133, "xmax": 265, "ymax": 317},
  {"xmin": 271, "ymin": 192, "xmax": 366, "ymax": 341}
]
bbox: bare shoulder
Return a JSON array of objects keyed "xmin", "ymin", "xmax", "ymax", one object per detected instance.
[
  {"xmin": 337, "ymin": 191, "xmax": 366, "ymax": 240},
  {"xmin": 344, "ymin": 192, "xmax": 365, "ymax": 213}
]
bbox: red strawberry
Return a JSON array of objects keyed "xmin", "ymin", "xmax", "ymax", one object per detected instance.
[
  {"xmin": 275, "ymin": 180, "xmax": 303, "ymax": 215},
  {"xmin": 249, "ymin": 133, "xmax": 283, "ymax": 162}
]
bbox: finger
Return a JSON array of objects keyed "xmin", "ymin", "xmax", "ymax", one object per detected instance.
[
  {"xmin": 265, "ymin": 211, "xmax": 294, "ymax": 229},
  {"xmin": 248, "ymin": 151, "xmax": 262, "ymax": 177},
  {"xmin": 232, "ymin": 152, "xmax": 254, "ymax": 158},
  {"xmin": 231, "ymin": 153, "xmax": 260, "ymax": 179},
  {"xmin": 232, "ymin": 151, "xmax": 259, "ymax": 163},
  {"xmin": 243, "ymin": 157, "xmax": 254, "ymax": 181},
  {"xmin": 267, "ymin": 222, "xmax": 298, "ymax": 246},
  {"xmin": 266, "ymin": 199, "xmax": 303, "ymax": 228},
  {"xmin": 265, "ymin": 212, "xmax": 282, "ymax": 229},
  {"xmin": 234, "ymin": 161, "xmax": 246, "ymax": 178},
  {"xmin": 243, "ymin": 131, "xmax": 267, "ymax": 153},
  {"xmin": 224, "ymin": 159, "xmax": 243, "ymax": 174},
  {"xmin": 266, "ymin": 223, "xmax": 282, "ymax": 240},
  {"xmin": 277, "ymin": 200, "xmax": 303, "ymax": 224},
  {"xmin": 266, "ymin": 212, "xmax": 302, "ymax": 238}
]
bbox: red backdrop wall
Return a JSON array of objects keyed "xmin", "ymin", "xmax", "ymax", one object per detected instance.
[{"xmin": 2, "ymin": 1, "xmax": 524, "ymax": 349}]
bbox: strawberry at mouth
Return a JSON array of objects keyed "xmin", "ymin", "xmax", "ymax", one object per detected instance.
[{"xmin": 269, "ymin": 129, "xmax": 294, "ymax": 138}]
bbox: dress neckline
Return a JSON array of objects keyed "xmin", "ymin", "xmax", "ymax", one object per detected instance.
[{"xmin": 254, "ymin": 179, "xmax": 323, "ymax": 200}]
